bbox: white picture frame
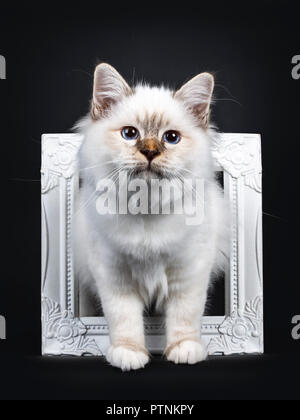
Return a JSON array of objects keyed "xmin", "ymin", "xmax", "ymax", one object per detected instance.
[{"xmin": 41, "ymin": 133, "xmax": 264, "ymax": 357}]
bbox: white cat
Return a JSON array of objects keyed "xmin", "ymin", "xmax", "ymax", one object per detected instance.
[{"xmin": 74, "ymin": 64, "xmax": 228, "ymax": 371}]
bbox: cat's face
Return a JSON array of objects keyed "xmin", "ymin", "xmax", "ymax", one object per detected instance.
[{"xmin": 79, "ymin": 64, "xmax": 214, "ymax": 182}]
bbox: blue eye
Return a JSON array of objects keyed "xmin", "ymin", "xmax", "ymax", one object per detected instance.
[
  {"xmin": 121, "ymin": 126, "xmax": 140, "ymax": 141},
  {"xmin": 163, "ymin": 130, "xmax": 181, "ymax": 145}
]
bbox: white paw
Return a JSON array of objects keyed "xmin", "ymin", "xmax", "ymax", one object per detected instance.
[
  {"xmin": 166, "ymin": 340, "xmax": 207, "ymax": 365},
  {"xmin": 106, "ymin": 345, "xmax": 150, "ymax": 371}
]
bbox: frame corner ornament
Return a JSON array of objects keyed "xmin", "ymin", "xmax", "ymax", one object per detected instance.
[
  {"xmin": 41, "ymin": 134, "xmax": 83, "ymax": 195},
  {"xmin": 212, "ymin": 133, "xmax": 262, "ymax": 193},
  {"xmin": 42, "ymin": 297, "xmax": 103, "ymax": 357},
  {"xmin": 207, "ymin": 296, "xmax": 263, "ymax": 355}
]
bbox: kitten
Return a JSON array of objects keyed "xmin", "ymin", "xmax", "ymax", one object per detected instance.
[{"xmin": 74, "ymin": 64, "xmax": 228, "ymax": 371}]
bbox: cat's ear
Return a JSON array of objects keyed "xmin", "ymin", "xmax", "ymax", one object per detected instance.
[
  {"xmin": 175, "ymin": 73, "xmax": 214, "ymax": 129},
  {"xmin": 91, "ymin": 63, "xmax": 132, "ymax": 120}
]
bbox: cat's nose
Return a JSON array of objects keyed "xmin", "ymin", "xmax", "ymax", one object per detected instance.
[{"xmin": 139, "ymin": 148, "xmax": 161, "ymax": 162}]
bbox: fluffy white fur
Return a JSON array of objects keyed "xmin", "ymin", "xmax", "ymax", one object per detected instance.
[{"xmin": 74, "ymin": 64, "xmax": 228, "ymax": 371}]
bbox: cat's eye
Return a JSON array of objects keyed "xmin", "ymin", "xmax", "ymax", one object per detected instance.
[
  {"xmin": 163, "ymin": 130, "xmax": 181, "ymax": 145},
  {"xmin": 121, "ymin": 126, "xmax": 140, "ymax": 141}
]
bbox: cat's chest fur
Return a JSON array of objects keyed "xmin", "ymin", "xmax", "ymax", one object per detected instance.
[
  {"xmin": 87, "ymin": 212, "xmax": 190, "ymax": 266},
  {"xmin": 84, "ymin": 213, "xmax": 189, "ymax": 306}
]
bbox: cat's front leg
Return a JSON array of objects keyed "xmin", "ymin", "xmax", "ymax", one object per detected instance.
[
  {"xmin": 165, "ymin": 273, "xmax": 210, "ymax": 365},
  {"xmin": 98, "ymin": 280, "xmax": 149, "ymax": 371}
]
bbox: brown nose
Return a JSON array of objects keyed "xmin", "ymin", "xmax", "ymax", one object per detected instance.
[
  {"xmin": 139, "ymin": 148, "xmax": 161, "ymax": 162},
  {"xmin": 138, "ymin": 138, "xmax": 162, "ymax": 162}
]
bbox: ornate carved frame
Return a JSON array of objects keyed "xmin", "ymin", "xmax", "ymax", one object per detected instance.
[{"xmin": 41, "ymin": 133, "xmax": 264, "ymax": 357}]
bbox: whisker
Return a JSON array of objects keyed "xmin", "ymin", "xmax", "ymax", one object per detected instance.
[
  {"xmin": 263, "ymin": 212, "xmax": 286, "ymax": 222},
  {"xmin": 74, "ymin": 190, "xmax": 98, "ymax": 216},
  {"xmin": 29, "ymin": 137, "xmax": 41, "ymax": 145},
  {"xmin": 10, "ymin": 178, "xmax": 40, "ymax": 183},
  {"xmin": 214, "ymin": 83, "xmax": 242, "ymax": 107},
  {"xmin": 75, "ymin": 166, "xmax": 128, "ymax": 216},
  {"xmin": 79, "ymin": 160, "xmax": 139, "ymax": 173},
  {"xmin": 173, "ymin": 169, "xmax": 204, "ymax": 204},
  {"xmin": 70, "ymin": 69, "xmax": 93, "ymax": 79},
  {"xmin": 175, "ymin": 167, "xmax": 197, "ymax": 177},
  {"xmin": 79, "ymin": 160, "xmax": 124, "ymax": 172},
  {"xmin": 213, "ymin": 97, "xmax": 243, "ymax": 107}
]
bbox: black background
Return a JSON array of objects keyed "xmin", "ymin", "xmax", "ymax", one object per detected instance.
[{"xmin": 1, "ymin": 0, "xmax": 300, "ymax": 400}]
